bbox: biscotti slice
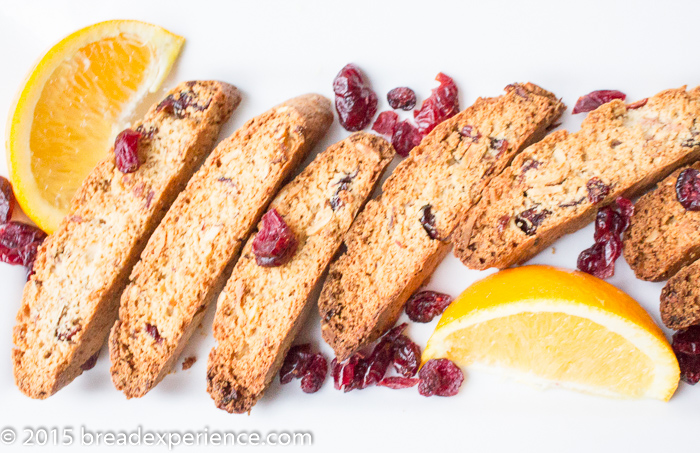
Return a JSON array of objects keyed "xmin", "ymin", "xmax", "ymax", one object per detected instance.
[
  {"xmin": 454, "ymin": 86, "xmax": 700, "ymax": 270},
  {"xmin": 207, "ymin": 133, "xmax": 394, "ymax": 413},
  {"xmin": 661, "ymin": 260, "xmax": 700, "ymax": 329},
  {"xmin": 109, "ymin": 94, "xmax": 333, "ymax": 398},
  {"xmin": 623, "ymin": 163, "xmax": 700, "ymax": 281},
  {"xmin": 12, "ymin": 81, "xmax": 240, "ymax": 399},
  {"xmin": 319, "ymin": 84, "xmax": 565, "ymax": 360}
]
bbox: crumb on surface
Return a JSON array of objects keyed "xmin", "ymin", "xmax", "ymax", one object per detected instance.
[
  {"xmin": 551, "ymin": 247, "xmax": 556, "ymax": 254},
  {"xmin": 182, "ymin": 356, "xmax": 197, "ymax": 371}
]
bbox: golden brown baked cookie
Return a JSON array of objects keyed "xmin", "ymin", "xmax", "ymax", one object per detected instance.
[
  {"xmin": 109, "ymin": 94, "xmax": 333, "ymax": 398},
  {"xmin": 454, "ymin": 86, "xmax": 700, "ymax": 270},
  {"xmin": 207, "ymin": 133, "xmax": 394, "ymax": 413},
  {"xmin": 319, "ymin": 83, "xmax": 565, "ymax": 360},
  {"xmin": 623, "ymin": 163, "xmax": 700, "ymax": 281},
  {"xmin": 13, "ymin": 80, "xmax": 240, "ymax": 399},
  {"xmin": 661, "ymin": 260, "xmax": 700, "ymax": 329}
]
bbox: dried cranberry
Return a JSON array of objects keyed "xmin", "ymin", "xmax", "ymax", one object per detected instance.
[
  {"xmin": 331, "ymin": 358, "xmax": 341, "ymax": 389},
  {"xmin": 377, "ymin": 376, "xmax": 420, "ymax": 389},
  {"xmin": 0, "ymin": 176, "xmax": 15, "ymax": 223},
  {"xmin": 56, "ymin": 324, "xmax": 81, "ymax": 342},
  {"xmin": 372, "ymin": 111, "xmax": 398, "ymax": 136},
  {"xmin": 332, "ymin": 323, "xmax": 412, "ymax": 392},
  {"xmin": 578, "ymin": 198, "xmax": 633, "ymax": 279},
  {"xmin": 520, "ymin": 159, "xmax": 540, "ymax": 179},
  {"xmin": 514, "ymin": 207, "xmax": 551, "ymax": 236},
  {"xmin": 572, "ymin": 90, "xmax": 626, "ymax": 114},
  {"xmin": 391, "ymin": 120, "xmax": 423, "ymax": 157},
  {"xmin": 333, "ymin": 354, "xmax": 366, "ymax": 392},
  {"xmin": 157, "ymin": 94, "xmax": 184, "ymax": 117},
  {"xmin": 672, "ymin": 326, "xmax": 700, "ymax": 355},
  {"xmin": 252, "ymin": 209, "xmax": 298, "ymax": 267},
  {"xmin": 80, "ymin": 351, "xmax": 100, "ymax": 371},
  {"xmin": 157, "ymin": 87, "xmax": 211, "ymax": 118},
  {"xmin": 114, "ymin": 129, "xmax": 142, "ymax": 173},
  {"xmin": 157, "ymin": 91, "xmax": 194, "ymax": 118},
  {"xmin": 145, "ymin": 323, "xmax": 163, "ymax": 344},
  {"xmin": 405, "ymin": 290, "xmax": 453, "ymax": 323},
  {"xmin": 586, "ymin": 177, "xmax": 611, "ymax": 204},
  {"xmin": 333, "ymin": 64, "xmax": 378, "ymax": 132},
  {"xmin": 506, "ymin": 84, "xmax": 530, "ymax": 99},
  {"xmin": 414, "ymin": 73, "xmax": 460, "ymax": 135},
  {"xmin": 361, "ymin": 324, "xmax": 411, "ymax": 388},
  {"xmin": 385, "ymin": 322, "xmax": 408, "ymax": 340},
  {"xmin": 418, "ymin": 358, "xmax": 464, "ymax": 397},
  {"xmin": 576, "ymin": 234, "xmax": 622, "ymax": 279},
  {"xmin": 280, "ymin": 344, "xmax": 313, "ymax": 384},
  {"xmin": 387, "ymin": 87, "xmax": 416, "ymax": 110},
  {"xmin": 676, "ymin": 353, "xmax": 700, "ymax": 385},
  {"xmin": 676, "ymin": 168, "xmax": 700, "ymax": 211},
  {"xmin": 489, "ymin": 138, "xmax": 509, "ymax": 159},
  {"xmin": 497, "ymin": 215, "xmax": 511, "ymax": 233},
  {"xmin": 329, "ymin": 171, "xmax": 357, "ymax": 211},
  {"xmin": 594, "ymin": 207, "xmax": 625, "ymax": 242},
  {"xmin": 0, "ymin": 221, "xmax": 47, "ymax": 269},
  {"xmin": 672, "ymin": 327, "xmax": 700, "ymax": 385},
  {"xmin": 419, "ymin": 204, "xmax": 439, "ymax": 240},
  {"xmin": 362, "ymin": 337, "xmax": 394, "ymax": 388},
  {"xmin": 300, "ymin": 354, "xmax": 328, "ymax": 393},
  {"xmin": 616, "ymin": 197, "xmax": 634, "ymax": 223},
  {"xmin": 460, "ymin": 125, "xmax": 481, "ymax": 143},
  {"xmin": 392, "ymin": 335, "xmax": 421, "ymax": 377}
]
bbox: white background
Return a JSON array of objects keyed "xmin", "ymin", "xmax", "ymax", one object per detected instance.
[{"xmin": 1, "ymin": 0, "xmax": 700, "ymax": 451}]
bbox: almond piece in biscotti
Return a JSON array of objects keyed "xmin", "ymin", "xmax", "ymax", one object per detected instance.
[
  {"xmin": 109, "ymin": 94, "xmax": 333, "ymax": 398},
  {"xmin": 13, "ymin": 81, "xmax": 241, "ymax": 399}
]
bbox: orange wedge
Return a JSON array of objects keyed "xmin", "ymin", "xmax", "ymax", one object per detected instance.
[
  {"xmin": 6, "ymin": 20, "xmax": 184, "ymax": 233},
  {"xmin": 423, "ymin": 265, "xmax": 680, "ymax": 400}
]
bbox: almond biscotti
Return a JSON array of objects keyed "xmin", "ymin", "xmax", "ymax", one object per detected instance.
[
  {"xmin": 623, "ymin": 163, "xmax": 700, "ymax": 281},
  {"xmin": 319, "ymin": 84, "xmax": 565, "ymax": 360},
  {"xmin": 12, "ymin": 81, "xmax": 240, "ymax": 399},
  {"xmin": 109, "ymin": 94, "xmax": 333, "ymax": 398},
  {"xmin": 661, "ymin": 260, "xmax": 700, "ymax": 329},
  {"xmin": 207, "ymin": 133, "xmax": 394, "ymax": 413},
  {"xmin": 454, "ymin": 86, "xmax": 700, "ymax": 270},
  {"xmin": 661, "ymin": 261, "xmax": 700, "ymax": 330}
]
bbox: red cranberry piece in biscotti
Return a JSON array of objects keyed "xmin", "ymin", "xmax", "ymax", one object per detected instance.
[
  {"xmin": 572, "ymin": 90, "xmax": 626, "ymax": 114},
  {"xmin": 676, "ymin": 168, "xmax": 700, "ymax": 211},
  {"xmin": 252, "ymin": 209, "xmax": 298, "ymax": 267},
  {"xmin": 114, "ymin": 129, "xmax": 142, "ymax": 173}
]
